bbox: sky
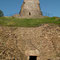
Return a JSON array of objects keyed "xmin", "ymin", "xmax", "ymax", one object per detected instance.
[{"xmin": 0, "ymin": 0, "xmax": 60, "ymax": 17}]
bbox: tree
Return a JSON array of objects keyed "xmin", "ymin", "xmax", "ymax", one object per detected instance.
[{"xmin": 0, "ymin": 10, "xmax": 4, "ymax": 17}]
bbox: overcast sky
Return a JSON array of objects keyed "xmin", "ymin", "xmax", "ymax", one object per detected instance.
[{"xmin": 0, "ymin": 0, "xmax": 60, "ymax": 17}]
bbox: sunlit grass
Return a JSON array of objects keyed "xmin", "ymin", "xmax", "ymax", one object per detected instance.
[{"xmin": 0, "ymin": 17, "xmax": 60, "ymax": 27}]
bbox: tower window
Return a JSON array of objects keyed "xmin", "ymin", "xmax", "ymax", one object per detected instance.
[{"xmin": 29, "ymin": 12, "xmax": 31, "ymax": 15}]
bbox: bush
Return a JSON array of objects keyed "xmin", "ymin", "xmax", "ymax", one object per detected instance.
[{"xmin": 0, "ymin": 10, "xmax": 4, "ymax": 17}]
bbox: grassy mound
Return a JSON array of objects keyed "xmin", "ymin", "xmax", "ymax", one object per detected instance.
[{"xmin": 0, "ymin": 17, "xmax": 60, "ymax": 27}]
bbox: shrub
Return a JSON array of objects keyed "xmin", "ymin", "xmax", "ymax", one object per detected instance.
[{"xmin": 0, "ymin": 10, "xmax": 4, "ymax": 17}]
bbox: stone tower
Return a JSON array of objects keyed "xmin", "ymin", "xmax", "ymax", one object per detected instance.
[{"xmin": 19, "ymin": 0, "xmax": 42, "ymax": 18}]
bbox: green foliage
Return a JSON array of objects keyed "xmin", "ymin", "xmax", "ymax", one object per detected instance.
[
  {"xmin": 0, "ymin": 10, "xmax": 4, "ymax": 17},
  {"xmin": 0, "ymin": 17, "xmax": 60, "ymax": 27}
]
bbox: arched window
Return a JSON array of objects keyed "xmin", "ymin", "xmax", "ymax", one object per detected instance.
[{"xmin": 29, "ymin": 12, "xmax": 31, "ymax": 15}]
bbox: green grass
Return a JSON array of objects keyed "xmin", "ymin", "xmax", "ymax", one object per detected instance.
[{"xmin": 0, "ymin": 17, "xmax": 60, "ymax": 27}]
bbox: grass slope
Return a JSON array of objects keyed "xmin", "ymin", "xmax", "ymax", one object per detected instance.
[{"xmin": 0, "ymin": 17, "xmax": 60, "ymax": 27}]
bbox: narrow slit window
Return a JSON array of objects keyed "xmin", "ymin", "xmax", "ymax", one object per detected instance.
[{"xmin": 29, "ymin": 12, "xmax": 31, "ymax": 15}]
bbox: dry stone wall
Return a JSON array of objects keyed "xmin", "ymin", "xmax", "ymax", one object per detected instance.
[{"xmin": 0, "ymin": 24, "xmax": 60, "ymax": 60}]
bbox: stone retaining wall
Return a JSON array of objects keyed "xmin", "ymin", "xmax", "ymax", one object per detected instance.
[{"xmin": 0, "ymin": 24, "xmax": 60, "ymax": 60}]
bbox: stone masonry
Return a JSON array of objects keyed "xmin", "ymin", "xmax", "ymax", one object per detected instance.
[
  {"xmin": 19, "ymin": 0, "xmax": 42, "ymax": 18},
  {"xmin": 0, "ymin": 24, "xmax": 60, "ymax": 60}
]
